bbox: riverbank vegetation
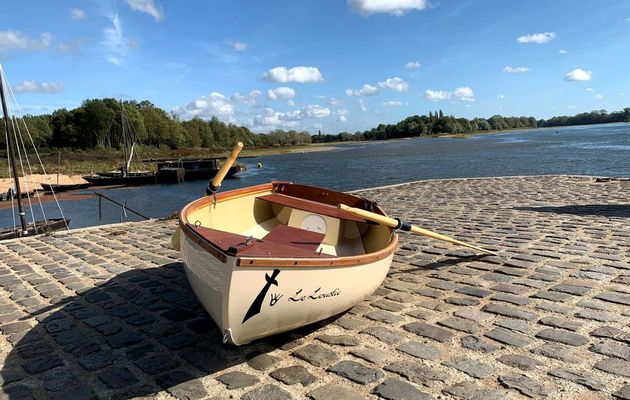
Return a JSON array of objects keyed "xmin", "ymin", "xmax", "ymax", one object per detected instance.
[
  {"xmin": 1, "ymin": 97, "xmax": 628, "ymax": 178},
  {"xmin": 0, "ymin": 98, "xmax": 312, "ymax": 150},
  {"xmin": 312, "ymin": 108, "xmax": 630, "ymax": 143}
]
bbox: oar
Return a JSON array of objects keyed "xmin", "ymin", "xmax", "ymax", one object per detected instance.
[
  {"xmin": 173, "ymin": 141, "xmax": 244, "ymax": 251},
  {"xmin": 206, "ymin": 141, "xmax": 243, "ymax": 195},
  {"xmin": 338, "ymin": 204, "xmax": 499, "ymax": 256}
]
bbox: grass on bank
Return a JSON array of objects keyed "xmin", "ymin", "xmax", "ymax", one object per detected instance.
[{"xmin": 0, "ymin": 145, "xmax": 314, "ymax": 179}]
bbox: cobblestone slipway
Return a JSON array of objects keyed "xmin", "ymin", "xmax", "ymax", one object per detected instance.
[{"xmin": 0, "ymin": 176, "xmax": 628, "ymax": 399}]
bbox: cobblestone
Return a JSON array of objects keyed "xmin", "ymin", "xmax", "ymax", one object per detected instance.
[{"xmin": 0, "ymin": 175, "xmax": 628, "ymax": 399}]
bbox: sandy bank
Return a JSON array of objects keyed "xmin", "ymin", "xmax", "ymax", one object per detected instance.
[{"xmin": 0, "ymin": 174, "xmax": 88, "ymax": 193}]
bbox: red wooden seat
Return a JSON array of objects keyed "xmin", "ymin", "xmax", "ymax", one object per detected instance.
[{"xmin": 188, "ymin": 224, "xmax": 332, "ymax": 259}]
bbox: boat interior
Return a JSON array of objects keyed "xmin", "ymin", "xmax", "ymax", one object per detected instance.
[{"xmin": 183, "ymin": 182, "xmax": 393, "ymax": 259}]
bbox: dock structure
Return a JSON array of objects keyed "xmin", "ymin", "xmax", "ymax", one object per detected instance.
[{"xmin": 0, "ymin": 175, "xmax": 628, "ymax": 399}]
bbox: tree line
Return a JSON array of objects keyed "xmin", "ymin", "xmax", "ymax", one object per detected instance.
[
  {"xmin": 1, "ymin": 98, "xmax": 628, "ymax": 149},
  {"xmin": 0, "ymin": 98, "xmax": 311, "ymax": 150},
  {"xmin": 313, "ymin": 108, "xmax": 630, "ymax": 143}
]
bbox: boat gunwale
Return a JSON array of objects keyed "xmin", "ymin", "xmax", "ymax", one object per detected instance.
[{"xmin": 179, "ymin": 182, "xmax": 399, "ymax": 268}]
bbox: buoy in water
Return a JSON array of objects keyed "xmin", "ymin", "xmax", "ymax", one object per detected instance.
[{"xmin": 257, "ymin": 162, "xmax": 263, "ymax": 168}]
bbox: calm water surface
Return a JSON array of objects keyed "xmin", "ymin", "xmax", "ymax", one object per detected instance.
[{"xmin": 2, "ymin": 122, "xmax": 629, "ymax": 230}]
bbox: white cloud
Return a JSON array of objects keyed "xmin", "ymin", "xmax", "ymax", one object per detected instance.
[
  {"xmin": 425, "ymin": 90, "xmax": 451, "ymax": 101},
  {"xmin": 348, "ymin": 0, "xmax": 428, "ymax": 16},
  {"xmin": 516, "ymin": 32, "xmax": 556, "ymax": 44},
  {"xmin": 305, "ymin": 104, "xmax": 331, "ymax": 118},
  {"xmin": 338, "ymin": 115, "xmax": 347, "ymax": 122},
  {"xmin": 565, "ymin": 68, "xmax": 592, "ymax": 81},
  {"xmin": 405, "ymin": 61, "xmax": 421, "ymax": 69},
  {"xmin": 497, "ymin": 94, "xmax": 506, "ymax": 99},
  {"xmin": 328, "ymin": 97, "xmax": 343, "ymax": 106},
  {"xmin": 71, "ymin": 8, "xmax": 86, "ymax": 20},
  {"xmin": 267, "ymin": 86, "xmax": 296, "ymax": 100},
  {"xmin": 337, "ymin": 108, "xmax": 350, "ymax": 116},
  {"xmin": 382, "ymin": 100, "xmax": 403, "ymax": 106},
  {"xmin": 103, "ymin": 14, "xmax": 125, "ymax": 65},
  {"xmin": 0, "ymin": 30, "xmax": 52, "ymax": 53},
  {"xmin": 346, "ymin": 84, "xmax": 379, "ymax": 96},
  {"xmin": 585, "ymin": 87, "xmax": 594, "ymax": 92},
  {"xmin": 13, "ymin": 80, "xmax": 64, "ymax": 94},
  {"xmin": 125, "ymin": 0, "xmax": 164, "ymax": 22},
  {"xmin": 248, "ymin": 104, "xmax": 330, "ymax": 131},
  {"xmin": 378, "ymin": 77, "xmax": 409, "ymax": 92},
  {"xmin": 358, "ymin": 99, "xmax": 368, "ymax": 112},
  {"xmin": 503, "ymin": 66, "xmax": 530, "ymax": 73},
  {"xmin": 454, "ymin": 87, "xmax": 475, "ymax": 102},
  {"xmin": 231, "ymin": 90, "xmax": 261, "ymax": 105},
  {"xmin": 425, "ymin": 87, "xmax": 475, "ymax": 102},
  {"xmin": 227, "ymin": 39, "xmax": 248, "ymax": 52},
  {"xmin": 262, "ymin": 66, "xmax": 324, "ymax": 83},
  {"xmin": 559, "ymin": 49, "xmax": 568, "ymax": 54},
  {"xmin": 176, "ymin": 92, "xmax": 234, "ymax": 119},
  {"xmin": 594, "ymin": 94, "xmax": 604, "ymax": 100},
  {"xmin": 287, "ymin": 100, "xmax": 295, "ymax": 106}
]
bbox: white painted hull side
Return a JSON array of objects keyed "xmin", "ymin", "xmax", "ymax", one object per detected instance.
[{"xmin": 180, "ymin": 233, "xmax": 394, "ymax": 345}]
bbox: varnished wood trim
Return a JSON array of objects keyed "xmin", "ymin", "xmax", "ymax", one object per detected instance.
[
  {"xmin": 181, "ymin": 182, "xmax": 275, "ymax": 220},
  {"xmin": 179, "ymin": 220, "xmax": 228, "ymax": 263},
  {"xmin": 236, "ymin": 234, "xmax": 398, "ymax": 267}
]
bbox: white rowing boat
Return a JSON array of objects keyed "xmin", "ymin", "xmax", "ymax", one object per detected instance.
[{"xmin": 174, "ymin": 181, "xmax": 398, "ymax": 345}]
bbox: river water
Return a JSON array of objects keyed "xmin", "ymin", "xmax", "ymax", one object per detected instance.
[{"xmin": 2, "ymin": 122, "xmax": 629, "ymax": 230}]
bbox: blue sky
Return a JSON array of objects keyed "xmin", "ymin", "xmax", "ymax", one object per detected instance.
[{"xmin": 1, "ymin": 0, "xmax": 629, "ymax": 133}]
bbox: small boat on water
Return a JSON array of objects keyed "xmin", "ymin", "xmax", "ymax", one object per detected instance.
[
  {"xmin": 156, "ymin": 158, "xmax": 245, "ymax": 183},
  {"xmin": 82, "ymin": 103, "xmax": 157, "ymax": 186},
  {"xmin": 40, "ymin": 183, "xmax": 91, "ymax": 192},
  {"xmin": 173, "ymin": 143, "xmax": 398, "ymax": 344},
  {"xmin": 83, "ymin": 170, "xmax": 157, "ymax": 186}
]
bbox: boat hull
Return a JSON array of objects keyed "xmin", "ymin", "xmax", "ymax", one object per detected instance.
[
  {"xmin": 180, "ymin": 232, "xmax": 395, "ymax": 345},
  {"xmin": 41, "ymin": 183, "xmax": 91, "ymax": 192},
  {"xmin": 82, "ymin": 173, "xmax": 157, "ymax": 186},
  {"xmin": 0, "ymin": 218, "xmax": 69, "ymax": 241}
]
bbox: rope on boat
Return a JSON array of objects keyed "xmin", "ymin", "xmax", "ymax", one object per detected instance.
[
  {"xmin": 4, "ymin": 123, "xmax": 16, "ymax": 231},
  {"xmin": 0, "ymin": 64, "xmax": 69, "ymax": 231}
]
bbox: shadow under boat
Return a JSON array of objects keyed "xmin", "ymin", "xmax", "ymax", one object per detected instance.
[{"xmin": 0, "ymin": 262, "xmax": 335, "ymax": 399}]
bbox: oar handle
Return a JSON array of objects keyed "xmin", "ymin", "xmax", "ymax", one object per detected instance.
[
  {"xmin": 338, "ymin": 204, "xmax": 498, "ymax": 256},
  {"xmin": 207, "ymin": 142, "xmax": 243, "ymax": 194}
]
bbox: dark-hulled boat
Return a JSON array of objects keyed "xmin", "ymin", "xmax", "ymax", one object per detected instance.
[
  {"xmin": 40, "ymin": 183, "xmax": 91, "ymax": 192},
  {"xmin": 156, "ymin": 158, "xmax": 245, "ymax": 182}
]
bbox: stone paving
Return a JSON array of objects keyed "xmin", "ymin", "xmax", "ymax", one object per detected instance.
[{"xmin": 0, "ymin": 175, "xmax": 628, "ymax": 400}]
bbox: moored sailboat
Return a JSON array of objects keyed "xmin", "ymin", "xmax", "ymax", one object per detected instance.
[
  {"xmin": 82, "ymin": 103, "xmax": 156, "ymax": 186},
  {"xmin": 0, "ymin": 64, "xmax": 69, "ymax": 240}
]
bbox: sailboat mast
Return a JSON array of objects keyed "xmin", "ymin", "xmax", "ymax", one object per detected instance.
[
  {"xmin": 0, "ymin": 67, "xmax": 28, "ymax": 235},
  {"xmin": 120, "ymin": 101, "xmax": 128, "ymax": 177}
]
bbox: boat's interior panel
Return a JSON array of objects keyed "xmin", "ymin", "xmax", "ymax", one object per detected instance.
[
  {"xmin": 185, "ymin": 183, "xmax": 391, "ymax": 259},
  {"xmin": 256, "ymin": 193, "xmax": 367, "ymax": 223}
]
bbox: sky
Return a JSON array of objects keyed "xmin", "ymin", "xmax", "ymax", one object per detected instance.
[{"xmin": 1, "ymin": 0, "xmax": 629, "ymax": 134}]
